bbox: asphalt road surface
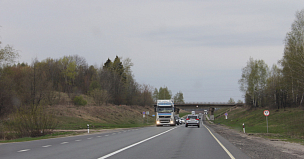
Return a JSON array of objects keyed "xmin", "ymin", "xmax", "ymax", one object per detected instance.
[{"xmin": 0, "ymin": 122, "xmax": 249, "ymax": 159}]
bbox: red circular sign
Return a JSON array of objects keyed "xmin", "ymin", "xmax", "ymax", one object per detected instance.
[{"xmin": 263, "ymin": 110, "xmax": 270, "ymax": 116}]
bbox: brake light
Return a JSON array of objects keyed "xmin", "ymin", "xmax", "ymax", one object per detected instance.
[
  {"xmin": 186, "ymin": 118, "xmax": 189, "ymax": 120},
  {"xmin": 196, "ymin": 119, "xmax": 199, "ymax": 120}
]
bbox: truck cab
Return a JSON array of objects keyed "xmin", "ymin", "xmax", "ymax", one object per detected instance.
[{"xmin": 155, "ymin": 100, "xmax": 176, "ymax": 126}]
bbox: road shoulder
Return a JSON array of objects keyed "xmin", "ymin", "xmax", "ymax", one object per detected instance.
[{"xmin": 204, "ymin": 121, "xmax": 304, "ymax": 159}]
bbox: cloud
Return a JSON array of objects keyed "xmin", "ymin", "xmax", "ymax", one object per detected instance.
[{"xmin": 145, "ymin": 26, "xmax": 283, "ymax": 47}]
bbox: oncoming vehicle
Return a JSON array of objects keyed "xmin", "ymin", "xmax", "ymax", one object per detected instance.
[
  {"xmin": 185, "ymin": 115, "xmax": 200, "ymax": 128},
  {"xmin": 180, "ymin": 118, "xmax": 185, "ymax": 124},
  {"xmin": 155, "ymin": 100, "xmax": 178, "ymax": 126}
]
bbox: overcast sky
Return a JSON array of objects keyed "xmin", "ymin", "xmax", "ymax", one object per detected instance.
[{"xmin": 1, "ymin": 1, "xmax": 304, "ymax": 103}]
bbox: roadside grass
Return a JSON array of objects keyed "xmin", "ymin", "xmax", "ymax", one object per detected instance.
[
  {"xmin": 55, "ymin": 116, "xmax": 155, "ymax": 130},
  {"xmin": 214, "ymin": 106, "xmax": 304, "ymax": 144},
  {"xmin": 179, "ymin": 112, "xmax": 190, "ymax": 118},
  {"xmin": 214, "ymin": 107, "xmax": 232, "ymax": 118},
  {"xmin": 0, "ymin": 132, "xmax": 78, "ymax": 143}
]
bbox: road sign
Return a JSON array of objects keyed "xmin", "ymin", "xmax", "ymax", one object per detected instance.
[
  {"xmin": 225, "ymin": 113, "xmax": 228, "ymax": 119},
  {"xmin": 263, "ymin": 110, "xmax": 270, "ymax": 116},
  {"xmin": 152, "ymin": 115, "xmax": 155, "ymax": 117},
  {"xmin": 146, "ymin": 111, "xmax": 149, "ymax": 115},
  {"xmin": 143, "ymin": 114, "xmax": 145, "ymax": 118},
  {"xmin": 264, "ymin": 110, "xmax": 270, "ymax": 133},
  {"xmin": 143, "ymin": 111, "xmax": 145, "ymax": 115}
]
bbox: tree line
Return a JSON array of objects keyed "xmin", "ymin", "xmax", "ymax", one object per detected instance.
[
  {"xmin": 239, "ymin": 9, "xmax": 304, "ymax": 109},
  {"xmin": 152, "ymin": 86, "xmax": 184, "ymax": 103},
  {"xmin": 0, "ymin": 52, "xmax": 155, "ymax": 117}
]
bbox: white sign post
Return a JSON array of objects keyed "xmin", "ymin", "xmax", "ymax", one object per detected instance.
[
  {"xmin": 243, "ymin": 123, "xmax": 245, "ymax": 133},
  {"xmin": 225, "ymin": 113, "xmax": 228, "ymax": 119},
  {"xmin": 263, "ymin": 110, "xmax": 270, "ymax": 133},
  {"xmin": 87, "ymin": 124, "xmax": 89, "ymax": 134}
]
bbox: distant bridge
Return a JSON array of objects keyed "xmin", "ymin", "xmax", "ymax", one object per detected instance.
[
  {"xmin": 174, "ymin": 102, "xmax": 244, "ymax": 110},
  {"xmin": 153, "ymin": 102, "xmax": 244, "ymax": 113}
]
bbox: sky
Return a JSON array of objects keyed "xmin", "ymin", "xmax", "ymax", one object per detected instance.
[{"xmin": 1, "ymin": 0, "xmax": 304, "ymax": 103}]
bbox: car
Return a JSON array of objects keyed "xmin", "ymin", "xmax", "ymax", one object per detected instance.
[
  {"xmin": 185, "ymin": 115, "xmax": 200, "ymax": 128},
  {"xmin": 180, "ymin": 118, "xmax": 185, "ymax": 124},
  {"xmin": 174, "ymin": 116, "xmax": 180, "ymax": 125},
  {"xmin": 178, "ymin": 118, "xmax": 182, "ymax": 125}
]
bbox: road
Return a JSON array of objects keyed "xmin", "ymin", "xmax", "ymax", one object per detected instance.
[{"xmin": 0, "ymin": 122, "xmax": 249, "ymax": 159}]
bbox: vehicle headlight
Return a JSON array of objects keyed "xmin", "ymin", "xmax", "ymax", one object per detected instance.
[
  {"xmin": 170, "ymin": 121, "xmax": 174, "ymax": 124},
  {"xmin": 156, "ymin": 121, "xmax": 160, "ymax": 124}
]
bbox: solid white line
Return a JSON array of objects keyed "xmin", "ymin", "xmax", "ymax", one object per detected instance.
[
  {"xmin": 97, "ymin": 127, "xmax": 177, "ymax": 159},
  {"xmin": 203, "ymin": 125, "xmax": 235, "ymax": 159},
  {"xmin": 42, "ymin": 145, "xmax": 52, "ymax": 148},
  {"xmin": 61, "ymin": 142, "xmax": 69, "ymax": 144},
  {"xmin": 18, "ymin": 149, "xmax": 30, "ymax": 152}
]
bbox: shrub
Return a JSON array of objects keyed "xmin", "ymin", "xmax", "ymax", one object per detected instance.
[
  {"xmin": 6, "ymin": 105, "xmax": 58, "ymax": 138},
  {"xmin": 73, "ymin": 96, "xmax": 87, "ymax": 106}
]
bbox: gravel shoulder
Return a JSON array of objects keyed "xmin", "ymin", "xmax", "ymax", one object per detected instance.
[{"xmin": 205, "ymin": 121, "xmax": 304, "ymax": 159}]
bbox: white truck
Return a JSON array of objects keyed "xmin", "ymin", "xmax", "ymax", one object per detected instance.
[{"xmin": 155, "ymin": 100, "xmax": 177, "ymax": 126}]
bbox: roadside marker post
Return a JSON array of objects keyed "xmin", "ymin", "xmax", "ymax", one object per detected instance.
[
  {"xmin": 263, "ymin": 110, "xmax": 270, "ymax": 133},
  {"xmin": 87, "ymin": 124, "xmax": 89, "ymax": 134},
  {"xmin": 243, "ymin": 123, "xmax": 245, "ymax": 133}
]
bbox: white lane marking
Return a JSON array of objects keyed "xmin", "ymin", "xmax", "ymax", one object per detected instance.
[
  {"xmin": 75, "ymin": 140, "xmax": 81, "ymax": 141},
  {"xmin": 97, "ymin": 127, "xmax": 177, "ymax": 159},
  {"xmin": 97, "ymin": 136, "xmax": 101, "ymax": 137},
  {"xmin": 105, "ymin": 135, "xmax": 109, "ymax": 136},
  {"xmin": 42, "ymin": 145, "xmax": 52, "ymax": 148},
  {"xmin": 203, "ymin": 125, "xmax": 235, "ymax": 159},
  {"xmin": 88, "ymin": 137, "xmax": 93, "ymax": 139},
  {"xmin": 18, "ymin": 149, "xmax": 30, "ymax": 152},
  {"xmin": 61, "ymin": 142, "xmax": 69, "ymax": 144}
]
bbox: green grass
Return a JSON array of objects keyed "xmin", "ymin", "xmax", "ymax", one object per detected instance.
[
  {"xmin": 179, "ymin": 112, "xmax": 190, "ymax": 118},
  {"xmin": 55, "ymin": 116, "xmax": 155, "ymax": 130},
  {"xmin": 214, "ymin": 107, "xmax": 304, "ymax": 144},
  {"xmin": 0, "ymin": 132, "xmax": 77, "ymax": 143}
]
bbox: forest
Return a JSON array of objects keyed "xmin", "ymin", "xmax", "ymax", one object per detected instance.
[
  {"xmin": 0, "ymin": 54, "xmax": 156, "ymax": 117},
  {"xmin": 239, "ymin": 9, "xmax": 304, "ymax": 109}
]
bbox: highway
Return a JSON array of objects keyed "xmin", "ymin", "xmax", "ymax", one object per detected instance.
[{"xmin": 0, "ymin": 122, "xmax": 249, "ymax": 159}]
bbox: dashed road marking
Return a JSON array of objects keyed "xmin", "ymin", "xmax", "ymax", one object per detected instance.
[
  {"xmin": 105, "ymin": 135, "xmax": 109, "ymax": 136},
  {"xmin": 97, "ymin": 127, "xmax": 177, "ymax": 159},
  {"xmin": 88, "ymin": 137, "xmax": 93, "ymax": 139},
  {"xmin": 75, "ymin": 140, "xmax": 81, "ymax": 141},
  {"xmin": 61, "ymin": 142, "xmax": 69, "ymax": 144},
  {"xmin": 42, "ymin": 145, "xmax": 52, "ymax": 148},
  {"xmin": 97, "ymin": 136, "xmax": 101, "ymax": 137},
  {"xmin": 18, "ymin": 149, "xmax": 30, "ymax": 152}
]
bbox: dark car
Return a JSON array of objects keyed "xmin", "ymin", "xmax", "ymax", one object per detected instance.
[{"xmin": 174, "ymin": 116, "xmax": 180, "ymax": 125}]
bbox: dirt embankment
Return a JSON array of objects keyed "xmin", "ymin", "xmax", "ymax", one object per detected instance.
[{"xmin": 205, "ymin": 121, "xmax": 304, "ymax": 159}]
